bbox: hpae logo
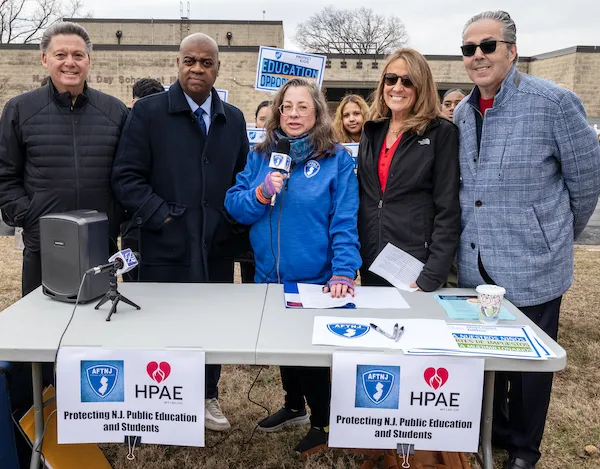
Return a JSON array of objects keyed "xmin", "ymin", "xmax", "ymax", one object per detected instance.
[
  {"xmin": 424, "ymin": 367, "xmax": 448, "ymax": 390},
  {"xmin": 304, "ymin": 160, "xmax": 320, "ymax": 178},
  {"xmin": 355, "ymin": 365, "xmax": 400, "ymax": 409},
  {"xmin": 410, "ymin": 366, "xmax": 459, "ymax": 409},
  {"xmin": 136, "ymin": 361, "xmax": 182, "ymax": 401},
  {"xmin": 81, "ymin": 361, "xmax": 124, "ymax": 402},
  {"xmin": 327, "ymin": 323, "xmax": 370, "ymax": 339},
  {"xmin": 147, "ymin": 361, "xmax": 171, "ymax": 383}
]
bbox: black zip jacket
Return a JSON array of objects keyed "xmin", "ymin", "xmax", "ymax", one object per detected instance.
[
  {"xmin": 357, "ymin": 117, "xmax": 460, "ymax": 291},
  {"xmin": 0, "ymin": 80, "xmax": 128, "ymax": 251}
]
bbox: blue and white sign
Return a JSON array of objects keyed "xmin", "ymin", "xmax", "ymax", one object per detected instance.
[
  {"xmin": 247, "ymin": 128, "xmax": 266, "ymax": 145},
  {"xmin": 327, "ymin": 323, "xmax": 370, "ymax": 339},
  {"xmin": 356, "ymin": 365, "xmax": 400, "ymax": 409},
  {"xmin": 255, "ymin": 46, "xmax": 327, "ymax": 92},
  {"xmin": 57, "ymin": 347, "xmax": 205, "ymax": 446},
  {"xmin": 81, "ymin": 361, "xmax": 124, "ymax": 402},
  {"xmin": 216, "ymin": 89, "xmax": 228, "ymax": 103},
  {"xmin": 342, "ymin": 143, "xmax": 359, "ymax": 172},
  {"xmin": 329, "ymin": 353, "xmax": 484, "ymax": 452}
]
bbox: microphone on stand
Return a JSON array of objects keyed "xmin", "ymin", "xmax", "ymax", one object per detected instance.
[
  {"xmin": 268, "ymin": 138, "xmax": 292, "ymax": 206},
  {"xmin": 87, "ymin": 248, "xmax": 140, "ymax": 276}
]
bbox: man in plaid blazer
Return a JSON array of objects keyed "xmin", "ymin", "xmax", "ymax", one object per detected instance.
[{"xmin": 454, "ymin": 11, "xmax": 600, "ymax": 469}]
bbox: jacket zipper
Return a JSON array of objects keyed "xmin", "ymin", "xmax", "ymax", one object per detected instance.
[{"xmin": 71, "ymin": 104, "xmax": 80, "ymax": 208}]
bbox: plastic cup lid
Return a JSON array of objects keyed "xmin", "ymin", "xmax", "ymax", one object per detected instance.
[{"xmin": 476, "ymin": 284, "xmax": 506, "ymax": 295}]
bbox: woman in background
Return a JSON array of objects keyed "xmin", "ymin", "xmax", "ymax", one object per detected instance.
[
  {"xmin": 333, "ymin": 94, "xmax": 369, "ymax": 143},
  {"xmin": 441, "ymin": 88, "xmax": 466, "ymax": 121},
  {"xmin": 255, "ymin": 100, "xmax": 272, "ymax": 128}
]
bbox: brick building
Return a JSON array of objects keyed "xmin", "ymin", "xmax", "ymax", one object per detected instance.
[{"xmin": 0, "ymin": 18, "xmax": 599, "ymax": 123}]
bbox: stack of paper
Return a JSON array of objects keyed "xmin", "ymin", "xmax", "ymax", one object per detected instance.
[
  {"xmin": 405, "ymin": 324, "xmax": 556, "ymax": 360},
  {"xmin": 312, "ymin": 316, "xmax": 556, "ymax": 360}
]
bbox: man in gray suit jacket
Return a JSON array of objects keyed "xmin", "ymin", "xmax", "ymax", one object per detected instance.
[{"xmin": 454, "ymin": 11, "xmax": 600, "ymax": 469}]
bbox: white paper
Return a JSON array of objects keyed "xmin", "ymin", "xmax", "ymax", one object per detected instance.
[
  {"xmin": 368, "ymin": 243, "xmax": 424, "ymax": 292},
  {"xmin": 312, "ymin": 316, "xmax": 457, "ymax": 350},
  {"xmin": 57, "ymin": 347, "xmax": 205, "ymax": 446},
  {"xmin": 329, "ymin": 352, "xmax": 484, "ymax": 451},
  {"xmin": 297, "ymin": 284, "xmax": 409, "ymax": 309}
]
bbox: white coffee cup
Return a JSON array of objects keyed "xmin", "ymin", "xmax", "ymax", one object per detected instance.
[{"xmin": 476, "ymin": 284, "xmax": 506, "ymax": 325}]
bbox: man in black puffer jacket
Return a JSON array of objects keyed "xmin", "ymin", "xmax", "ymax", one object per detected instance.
[{"xmin": 0, "ymin": 21, "xmax": 128, "ymax": 296}]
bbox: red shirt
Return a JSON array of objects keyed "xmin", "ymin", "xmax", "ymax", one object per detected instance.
[
  {"xmin": 479, "ymin": 96, "xmax": 494, "ymax": 115},
  {"xmin": 378, "ymin": 135, "xmax": 402, "ymax": 192}
]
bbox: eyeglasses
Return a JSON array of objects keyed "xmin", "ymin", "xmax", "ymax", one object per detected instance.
[
  {"xmin": 460, "ymin": 40, "xmax": 514, "ymax": 57},
  {"xmin": 383, "ymin": 73, "xmax": 414, "ymax": 88},
  {"xmin": 279, "ymin": 103, "xmax": 313, "ymax": 117}
]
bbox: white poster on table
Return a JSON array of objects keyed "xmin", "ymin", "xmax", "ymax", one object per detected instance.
[
  {"xmin": 56, "ymin": 347, "xmax": 205, "ymax": 446},
  {"xmin": 255, "ymin": 46, "xmax": 326, "ymax": 92},
  {"xmin": 329, "ymin": 352, "xmax": 484, "ymax": 451}
]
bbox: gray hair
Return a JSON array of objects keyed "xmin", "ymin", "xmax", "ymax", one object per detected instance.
[
  {"xmin": 40, "ymin": 22, "xmax": 93, "ymax": 54},
  {"xmin": 462, "ymin": 11, "xmax": 517, "ymax": 63},
  {"xmin": 442, "ymin": 88, "xmax": 466, "ymax": 100}
]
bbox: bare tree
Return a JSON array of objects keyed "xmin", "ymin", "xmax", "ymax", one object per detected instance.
[
  {"xmin": 295, "ymin": 6, "xmax": 409, "ymax": 55},
  {"xmin": 0, "ymin": 0, "xmax": 88, "ymax": 44}
]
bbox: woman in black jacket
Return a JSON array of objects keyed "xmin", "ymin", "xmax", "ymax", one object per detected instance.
[{"xmin": 358, "ymin": 48, "xmax": 460, "ymax": 291}]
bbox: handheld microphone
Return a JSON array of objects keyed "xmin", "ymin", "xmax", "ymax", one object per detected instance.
[
  {"xmin": 268, "ymin": 138, "xmax": 291, "ymax": 206},
  {"xmin": 87, "ymin": 248, "xmax": 140, "ymax": 276}
]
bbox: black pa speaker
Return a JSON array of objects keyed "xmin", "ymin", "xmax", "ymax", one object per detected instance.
[{"xmin": 40, "ymin": 210, "xmax": 110, "ymax": 303}]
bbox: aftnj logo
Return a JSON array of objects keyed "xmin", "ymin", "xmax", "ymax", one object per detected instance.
[
  {"xmin": 327, "ymin": 323, "xmax": 370, "ymax": 339},
  {"xmin": 81, "ymin": 360, "xmax": 124, "ymax": 402},
  {"xmin": 355, "ymin": 365, "xmax": 400, "ymax": 409},
  {"xmin": 424, "ymin": 367, "xmax": 449, "ymax": 390}
]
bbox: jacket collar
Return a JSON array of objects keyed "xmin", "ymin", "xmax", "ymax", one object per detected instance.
[
  {"xmin": 467, "ymin": 65, "xmax": 521, "ymax": 110},
  {"xmin": 48, "ymin": 79, "xmax": 89, "ymax": 108},
  {"xmin": 168, "ymin": 81, "xmax": 226, "ymax": 122}
]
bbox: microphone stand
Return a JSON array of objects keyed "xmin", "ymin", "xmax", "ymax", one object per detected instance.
[{"xmin": 94, "ymin": 265, "xmax": 141, "ymax": 321}]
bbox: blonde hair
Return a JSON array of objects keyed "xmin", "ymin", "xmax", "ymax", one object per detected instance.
[
  {"xmin": 369, "ymin": 48, "xmax": 442, "ymax": 135},
  {"xmin": 333, "ymin": 94, "xmax": 369, "ymax": 142},
  {"xmin": 255, "ymin": 78, "xmax": 336, "ymax": 158}
]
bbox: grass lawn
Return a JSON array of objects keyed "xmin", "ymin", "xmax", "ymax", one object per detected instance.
[{"xmin": 0, "ymin": 237, "xmax": 598, "ymax": 468}]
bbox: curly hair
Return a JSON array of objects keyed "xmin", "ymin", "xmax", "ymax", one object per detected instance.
[
  {"xmin": 254, "ymin": 78, "xmax": 336, "ymax": 158},
  {"xmin": 333, "ymin": 94, "xmax": 369, "ymax": 143}
]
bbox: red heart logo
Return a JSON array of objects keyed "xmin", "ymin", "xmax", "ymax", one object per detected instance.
[
  {"xmin": 423, "ymin": 367, "xmax": 449, "ymax": 390},
  {"xmin": 146, "ymin": 361, "xmax": 171, "ymax": 383}
]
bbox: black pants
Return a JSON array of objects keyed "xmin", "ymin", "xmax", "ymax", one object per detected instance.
[
  {"xmin": 493, "ymin": 296, "xmax": 562, "ymax": 465},
  {"xmin": 359, "ymin": 267, "xmax": 391, "ymax": 287},
  {"xmin": 280, "ymin": 366, "xmax": 331, "ymax": 428},
  {"xmin": 22, "ymin": 249, "xmax": 42, "ymax": 296}
]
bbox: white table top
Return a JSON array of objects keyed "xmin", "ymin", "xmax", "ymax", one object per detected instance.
[
  {"xmin": 0, "ymin": 284, "xmax": 268, "ymax": 364},
  {"xmin": 254, "ymin": 285, "xmax": 567, "ymax": 372},
  {"xmin": 0, "ymin": 283, "xmax": 566, "ymax": 372}
]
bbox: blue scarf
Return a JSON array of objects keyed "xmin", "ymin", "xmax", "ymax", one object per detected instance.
[{"xmin": 275, "ymin": 129, "xmax": 315, "ymax": 167}]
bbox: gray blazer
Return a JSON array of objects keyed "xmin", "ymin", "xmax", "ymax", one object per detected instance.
[{"xmin": 454, "ymin": 66, "xmax": 600, "ymax": 307}]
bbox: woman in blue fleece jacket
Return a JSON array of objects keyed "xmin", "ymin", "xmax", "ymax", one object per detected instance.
[{"xmin": 225, "ymin": 78, "xmax": 361, "ymax": 455}]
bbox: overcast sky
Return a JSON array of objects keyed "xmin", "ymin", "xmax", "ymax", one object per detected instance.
[{"xmin": 81, "ymin": 0, "xmax": 599, "ymax": 56}]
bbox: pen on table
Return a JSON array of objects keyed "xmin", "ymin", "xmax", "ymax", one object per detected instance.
[
  {"xmin": 395, "ymin": 326, "xmax": 405, "ymax": 342},
  {"xmin": 369, "ymin": 322, "xmax": 395, "ymax": 340},
  {"xmin": 393, "ymin": 323, "xmax": 398, "ymax": 340}
]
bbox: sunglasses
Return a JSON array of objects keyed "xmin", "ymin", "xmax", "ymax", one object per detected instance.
[
  {"xmin": 461, "ymin": 40, "xmax": 514, "ymax": 57},
  {"xmin": 383, "ymin": 73, "xmax": 414, "ymax": 88}
]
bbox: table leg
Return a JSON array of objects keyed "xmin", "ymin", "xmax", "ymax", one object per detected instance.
[
  {"xmin": 481, "ymin": 371, "xmax": 495, "ymax": 469},
  {"xmin": 29, "ymin": 362, "xmax": 44, "ymax": 469}
]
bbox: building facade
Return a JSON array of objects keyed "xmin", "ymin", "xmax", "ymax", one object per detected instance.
[{"xmin": 0, "ymin": 18, "xmax": 599, "ymax": 123}]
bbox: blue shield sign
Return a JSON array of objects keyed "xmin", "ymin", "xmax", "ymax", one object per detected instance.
[
  {"xmin": 327, "ymin": 323, "xmax": 370, "ymax": 339},
  {"xmin": 86, "ymin": 364, "xmax": 119, "ymax": 399},
  {"xmin": 362, "ymin": 369, "xmax": 394, "ymax": 405},
  {"xmin": 355, "ymin": 365, "xmax": 400, "ymax": 409}
]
